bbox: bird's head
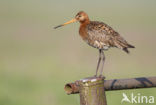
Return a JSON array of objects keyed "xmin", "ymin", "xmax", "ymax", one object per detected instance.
[
  {"xmin": 75, "ymin": 11, "xmax": 89, "ymax": 23},
  {"xmin": 54, "ymin": 11, "xmax": 89, "ymax": 29}
]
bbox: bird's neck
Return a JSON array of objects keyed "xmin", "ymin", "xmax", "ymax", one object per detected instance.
[{"xmin": 79, "ymin": 20, "xmax": 90, "ymax": 40}]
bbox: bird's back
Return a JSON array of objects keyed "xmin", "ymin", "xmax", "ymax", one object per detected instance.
[{"xmin": 83, "ymin": 21, "xmax": 134, "ymax": 53}]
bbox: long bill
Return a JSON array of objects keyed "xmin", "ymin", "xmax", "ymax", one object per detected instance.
[{"xmin": 54, "ymin": 18, "xmax": 77, "ymax": 29}]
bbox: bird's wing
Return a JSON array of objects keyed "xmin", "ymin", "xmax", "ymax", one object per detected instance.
[
  {"xmin": 86, "ymin": 21, "xmax": 130, "ymax": 49},
  {"xmin": 86, "ymin": 21, "xmax": 112, "ymax": 45}
]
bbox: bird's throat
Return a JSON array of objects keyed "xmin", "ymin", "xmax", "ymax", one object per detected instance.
[{"xmin": 79, "ymin": 22, "xmax": 89, "ymax": 41}]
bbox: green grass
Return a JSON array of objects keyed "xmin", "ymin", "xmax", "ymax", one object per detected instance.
[{"xmin": 0, "ymin": 0, "xmax": 156, "ymax": 105}]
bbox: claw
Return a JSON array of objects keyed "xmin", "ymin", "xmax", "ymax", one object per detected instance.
[
  {"xmin": 99, "ymin": 74, "xmax": 103, "ymax": 78},
  {"xmin": 94, "ymin": 75, "xmax": 97, "ymax": 77}
]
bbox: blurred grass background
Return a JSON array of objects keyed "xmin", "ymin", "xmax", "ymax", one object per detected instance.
[{"xmin": 0, "ymin": 0, "xmax": 156, "ymax": 105}]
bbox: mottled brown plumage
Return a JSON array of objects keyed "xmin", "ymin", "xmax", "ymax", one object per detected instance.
[
  {"xmin": 76, "ymin": 11, "xmax": 134, "ymax": 53},
  {"xmin": 54, "ymin": 11, "xmax": 135, "ymax": 77}
]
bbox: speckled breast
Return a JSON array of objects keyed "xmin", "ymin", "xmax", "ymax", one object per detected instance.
[
  {"xmin": 84, "ymin": 38, "xmax": 110, "ymax": 50},
  {"xmin": 79, "ymin": 23, "xmax": 110, "ymax": 50}
]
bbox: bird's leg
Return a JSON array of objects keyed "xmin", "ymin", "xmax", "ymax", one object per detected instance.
[
  {"xmin": 99, "ymin": 50, "xmax": 105, "ymax": 77},
  {"xmin": 95, "ymin": 49, "xmax": 102, "ymax": 77}
]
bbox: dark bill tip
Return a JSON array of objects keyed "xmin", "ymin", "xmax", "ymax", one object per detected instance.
[{"xmin": 53, "ymin": 24, "xmax": 63, "ymax": 29}]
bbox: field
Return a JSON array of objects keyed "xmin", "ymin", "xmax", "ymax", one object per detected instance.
[{"xmin": 0, "ymin": 0, "xmax": 156, "ymax": 105}]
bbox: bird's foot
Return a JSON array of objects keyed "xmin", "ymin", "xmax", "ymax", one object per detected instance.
[
  {"xmin": 94, "ymin": 74, "xmax": 98, "ymax": 77},
  {"xmin": 99, "ymin": 74, "xmax": 103, "ymax": 78}
]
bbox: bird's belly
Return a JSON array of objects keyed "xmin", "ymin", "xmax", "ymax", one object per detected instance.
[{"xmin": 84, "ymin": 39, "xmax": 110, "ymax": 50}]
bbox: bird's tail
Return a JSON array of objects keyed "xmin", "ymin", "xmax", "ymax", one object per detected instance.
[
  {"xmin": 114, "ymin": 37, "xmax": 135, "ymax": 54},
  {"xmin": 123, "ymin": 44, "xmax": 135, "ymax": 53}
]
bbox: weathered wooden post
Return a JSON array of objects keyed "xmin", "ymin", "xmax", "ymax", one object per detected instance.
[{"xmin": 75, "ymin": 76, "xmax": 107, "ymax": 105}]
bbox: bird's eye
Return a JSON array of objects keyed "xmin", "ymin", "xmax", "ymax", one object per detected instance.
[{"xmin": 79, "ymin": 15, "xmax": 81, "ymax": 17}]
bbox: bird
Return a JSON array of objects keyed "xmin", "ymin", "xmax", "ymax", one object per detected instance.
[{"xmin": 54, "ymin": 11, "xmax": 135, "ymax": 77}]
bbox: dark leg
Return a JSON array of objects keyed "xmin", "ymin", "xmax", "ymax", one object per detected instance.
[
  {"xmin": 99, "ymin": 50, "xmax": 105, "ymax": 77},
  {"xmin": 95, "ymin": 49, "xmax": 102, "ymax": 77}
]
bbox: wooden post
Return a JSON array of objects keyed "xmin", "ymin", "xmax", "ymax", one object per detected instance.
[{"xmin": 75, "ymin": 76, "xmax": 107, "ymax": 105}]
